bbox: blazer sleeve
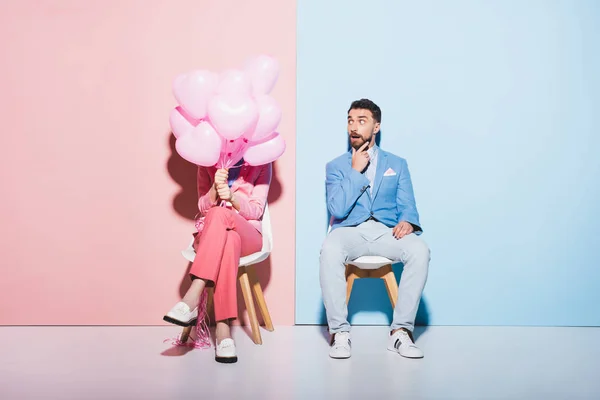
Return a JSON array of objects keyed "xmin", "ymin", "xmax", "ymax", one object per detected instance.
[
  {"xmin": 396, "ymin": 158, "xmax": 422, "ymax": 233},
  {"xmin": 326, "ymin": 159, "xmax": 370, "ymax": 220}
]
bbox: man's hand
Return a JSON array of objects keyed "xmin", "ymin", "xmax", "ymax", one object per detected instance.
[
  {"xmin": 216, "ymin": 183, "xmax": 233, "ymax": 202},
  {"xmin": 214, "ymin": 168, "xmax": 229, "ymax": 187},
  {"xmin": 351, "ymin": 142, "xmax": 370, "ymax": 173},
  {"xmin": 393, "ymin": 221, "xmax": 414, "ymax": 239}
]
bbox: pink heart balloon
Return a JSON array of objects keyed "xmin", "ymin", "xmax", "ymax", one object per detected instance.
[
  {"xmin": 244, "ymin": 55, "xmax": 280, "ymax": 96},
  {"xmin": 216, "ymin": 69, "xmax": 252, "ymax": 96},
  {"xmin": 175, "ymin": 121, "xmax": 222, "ymax": 166},
  {"xmin": 208, "ymin": 93, "xmax": 258, "ymax": 140},
  {"xmin": 243, "ymin": 132, "xmax": 286, "ymax": 166},
  {"xmin": 169, "ymin": 106, "xmax": 200, "ymax": 138},
  {"xmin": 173, "ymin": 70, "xmax": 218, "ymax": 120},
  {"xmin": 248, "ymin": 95, "xmax": 282, "ymax": 141}
]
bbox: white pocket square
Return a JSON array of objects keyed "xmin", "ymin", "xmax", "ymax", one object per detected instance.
[{"xmin": 383, "ymin": 168, "xmax": 397, "ymax": 177}]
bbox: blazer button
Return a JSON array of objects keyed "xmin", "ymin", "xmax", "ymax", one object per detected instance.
[{"xmin": 362, "ymin": 186, "xmax": 367, "ymax": 191}]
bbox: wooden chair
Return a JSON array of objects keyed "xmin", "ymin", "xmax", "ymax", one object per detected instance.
[
  {"xmin": 345, "ymin": 256, "xmax": 398, "ymax": 308},
  {"xmin": 180, "ymin": 204, "xmax": 274, "ymax": 345},
  {"xmin": 327, "ymin": 219, "xmax": 399, "ymax": 309}
]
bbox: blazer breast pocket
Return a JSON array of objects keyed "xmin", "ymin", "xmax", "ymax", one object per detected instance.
[
  {"xmin": 381, "ymin": 175, "xmax": 398, "ymax": 187},
  {"xmin": 379, "ymin": 176, "xmax": 398, "ymax": 200}
]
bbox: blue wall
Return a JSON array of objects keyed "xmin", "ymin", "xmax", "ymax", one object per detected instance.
[{"xmin": 296, "ymin": 0, "xmax": 600, "ymax": 326}]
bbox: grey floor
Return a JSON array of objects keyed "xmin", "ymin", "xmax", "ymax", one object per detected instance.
[{"xmin": 1, "ymin": 325, "xmax": 599, "ymax": 400}]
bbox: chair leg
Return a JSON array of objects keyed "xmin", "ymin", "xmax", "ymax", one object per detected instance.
[
  {"xmin": 345, "ymin": 265, "xmax": 360, "ymax": 305},
  {"xmin": 180, "ymin": 325, "xmax": 193, "ymax": 343},
  {"xmin": 380, "ymin": 265, "xmax": 399, "ymax": 309},
  {"xmin": 238, "ymin": 267, "xmax": 262, "ymax": 345},
  {"xmin": 246, "ymin": 264, "xmax": 274, "ymax": 332}
]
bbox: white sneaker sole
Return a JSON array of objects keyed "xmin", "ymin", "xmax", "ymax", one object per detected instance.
[
  {"xmin": 329, "ymin": 351, "xmax": 351, "ymax": 359},
  {"xmin": 387, "ymin": 345, "xmax": 424, "ymax": 359}
]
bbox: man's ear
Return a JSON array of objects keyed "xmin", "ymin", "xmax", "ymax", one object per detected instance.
[{"xmin": 373, "ymin": 123, "xmax": 380, "ymax": 134}]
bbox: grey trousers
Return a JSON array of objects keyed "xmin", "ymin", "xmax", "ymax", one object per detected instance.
[{"xmin": 319, "ymin": 220, "xmax": 430, "ymax": 333}]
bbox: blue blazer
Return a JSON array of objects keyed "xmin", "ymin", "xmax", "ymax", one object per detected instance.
[{"xmin": 326, "ymin": 148, "xmax": 422, "ymax": 234}]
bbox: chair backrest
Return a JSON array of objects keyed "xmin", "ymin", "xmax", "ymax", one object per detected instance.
[{"xmin": 260, "ymin": 203, "xmax": 273, "ymax": 253}]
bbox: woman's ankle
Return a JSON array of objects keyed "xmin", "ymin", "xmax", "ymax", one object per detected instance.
[
  {"xmin": 181, "ymin": 279, "xmax": 207, "ymax": 309},
  {"xmin": 181, "ymin": 297, "xmax": 199, "ymax": 310},
  {"xmin": 215, "ymin": 320, "xmax": 232, "ymax": 343}
]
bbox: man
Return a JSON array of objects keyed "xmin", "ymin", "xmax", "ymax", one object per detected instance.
[{"xmin": 320, "ymin": 99, "xmax": 430, "ymax": 359}]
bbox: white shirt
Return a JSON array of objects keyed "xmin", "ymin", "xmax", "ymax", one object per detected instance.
[{"xmin": 364, "ymin": 145, "xmax": 378, "ymax": 195}]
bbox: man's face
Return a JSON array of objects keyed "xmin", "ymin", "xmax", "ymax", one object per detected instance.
[{"xmin": 347, "ymin": 108, "xmax": 380, "ymax": 150}]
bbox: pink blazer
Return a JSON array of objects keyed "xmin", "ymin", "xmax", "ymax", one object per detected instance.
[{"xmin": 195, "ymin": 163, "xmax": 272, "ymax": 234}]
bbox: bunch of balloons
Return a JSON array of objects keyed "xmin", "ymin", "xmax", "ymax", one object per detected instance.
[{"xmin": 169, "ymin": 55, "xmax": 285, "ymax": 168}]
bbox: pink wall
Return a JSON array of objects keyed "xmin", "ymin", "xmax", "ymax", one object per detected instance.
[{"xmin": 0, "ymin": 1, "xmax": 296, "ymax": 325}]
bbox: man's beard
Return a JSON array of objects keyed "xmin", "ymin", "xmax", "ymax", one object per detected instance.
[{"xmin": 350, "ymin": 135, "xmax": 370, "ymax": 150}]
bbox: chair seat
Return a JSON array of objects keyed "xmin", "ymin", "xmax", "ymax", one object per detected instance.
[
  {"xmin": 239, "ymin": 251, "xmax": 270, "ymax": 267},
  {"xmin": 182, "ymin": 204, "xmax": 272, "ymax": 267},
  {"xmin": 347, "ymin": 256, "xmax": 394, "ymax": 269},
  {"xmin": 181, "ymin": 243, "xmax": 269, "ymax": 268}
]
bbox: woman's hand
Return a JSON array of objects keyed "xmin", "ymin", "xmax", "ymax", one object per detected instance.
[
  {"xmin": 208, "ymin": 169, "xmax": 229, "ymax": 205},
  {"xmin": 214, "ymin": 169, "xmax": 229, "ymax": 188},
  {"xmin": 216, "ymin": 183, "xmax": 234, "ymax": 202}
]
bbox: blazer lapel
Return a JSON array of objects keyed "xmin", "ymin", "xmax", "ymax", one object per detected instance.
[{"xmin": 372, "ymin": 151, "xmax": 388, "ymax": 200}]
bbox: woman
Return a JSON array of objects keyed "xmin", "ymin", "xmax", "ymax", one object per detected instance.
[{"xmin": 164, "ymin": 158, "xmax": 271, "ymax": 363}]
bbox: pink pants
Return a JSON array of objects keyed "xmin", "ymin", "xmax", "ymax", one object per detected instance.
[{"xmin": 191, "ymin": 207, "xmax": 262, "ymax": 322}]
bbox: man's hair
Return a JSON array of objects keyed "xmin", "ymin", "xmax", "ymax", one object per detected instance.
[{"xmin": 348, "ymin": 99, "xmax": 381, "ymax": 124}]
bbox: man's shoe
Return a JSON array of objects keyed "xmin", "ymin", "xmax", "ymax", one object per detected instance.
[
  {"xmin": 388, "ymin": 328, "xmax": 424, "ymax": 358},
  {"xmin": 329, "ymin": 331, "xmax": 351, "ymax": 359}
]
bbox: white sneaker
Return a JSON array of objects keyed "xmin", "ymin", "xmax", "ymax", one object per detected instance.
[
  {"xmin": 215, "ymin": 338, "xmax": 238, "ymax": 363},
  {"xmin": 163, "ymin": 302, "xmax": 198, "ymax": 327},
  {"xmin": 387, "ymin": 328, "xmax": 424, "ymax": 358},
  {"xmin": 329, "ymin": 332, "xmax": 351, "ymax": 359}
]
